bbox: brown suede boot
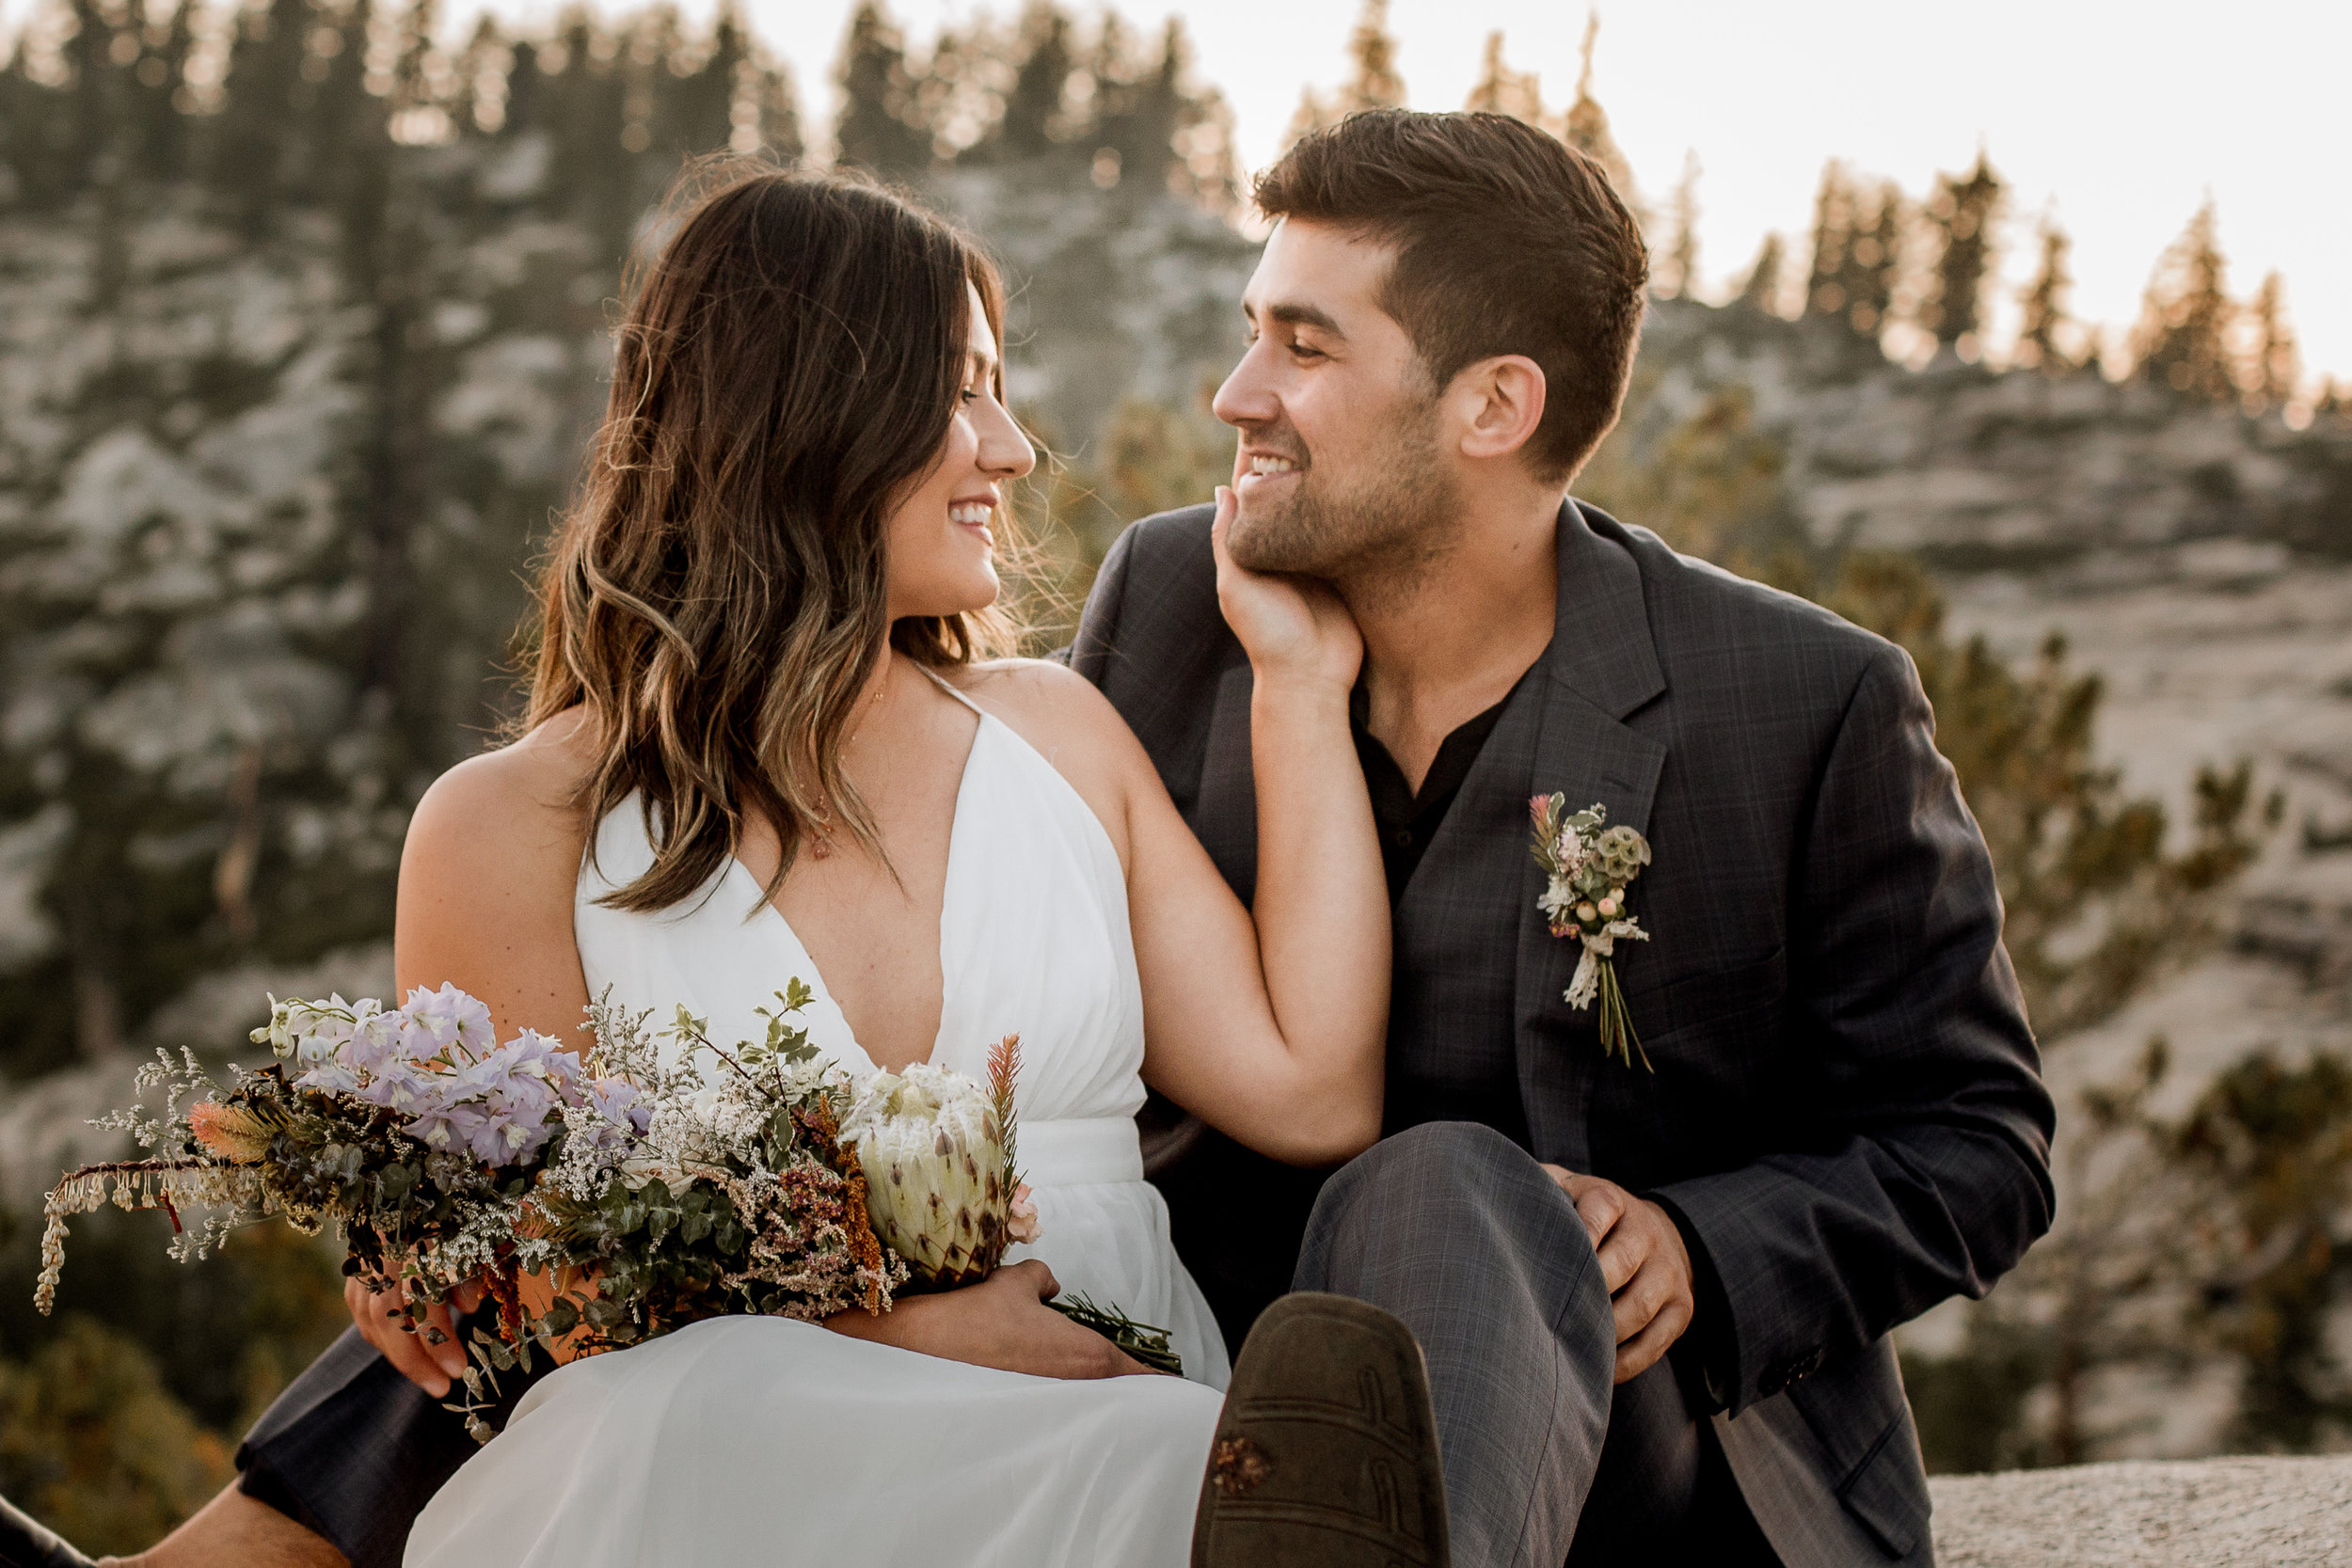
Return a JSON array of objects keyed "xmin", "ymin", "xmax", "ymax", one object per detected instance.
[{"xmin": 1191, "ymin": 1292, "xmax": 1450, "ymax": 1568}]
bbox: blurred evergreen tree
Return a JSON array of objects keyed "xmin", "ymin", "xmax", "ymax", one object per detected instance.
[
  {"xmin": 834, "ymin": 0, "xmax": 930, "ymax": 179},
  {"xmin": 2176, "ymin": 1050, "xmax": 2352, "ymax": 1451},
  {"xmin": 1804, "ymin": 162, "xmax": 1854, "ymax": 321},
  {"xmin": 2247, "ymin": 272, "xmax": 2298, "ymax": 412},
  {"xmin": 1653, "ymin": 151, "xmax": 1699, "ymax": 300},
  {"xmin": 1463, "ymin": 31, "xmax": 1541, "ymax": 122},
  {"xmin": 1089, "ymin": 18, "xmax": 1170, "ymax": 187},
  {"xmin": 655, "ymin": 3, "xmax": 747, "ymax": 158},
  {"xmin": 1340, "ymin": 0, "xmax": 1404, "ymax": 113},
  {"xmin": 990, "ymin": 3, "xmax": 1074, "ymax": 162},
  {"xmin": 2016, "ymin": 217, "xmax": 2075, "ymax": 372},
  {"xmin": 450, "ymin": 14, "xmax": 502, "ymax": 135},
  {"xmin": 1556, "ymin": 14, "xmax": 1640, "ymax": 223},
  {"xmin": 1736, "ymin": 232, "xmax": 1785, "ymax": 314},
  {"xmin": 209, "ymin": 0, "xmax": 311, "ymax": 219},
  {"xmin": 127, "ymin": 0, "xmax": 197, "ymax": 181},
  {"xmin": 1922, "ymin": 151, "xmax": 2003, "ymax": 354},
  {"xmin": 1837, "ymin": 180, "xmax": 1902, "ymax": 339},
  {"xmin": 2133, "ymin": 200, "xmax": 2237, "ymax": 401},
  {"xmin": 747, "ymin": 42, "xmax": 803, "ymax": 162}
]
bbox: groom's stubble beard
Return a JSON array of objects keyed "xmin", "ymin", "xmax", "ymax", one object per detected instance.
[{"xmin": 1226, "ymin": 398, "xmax": 1460, "ymax": 612}]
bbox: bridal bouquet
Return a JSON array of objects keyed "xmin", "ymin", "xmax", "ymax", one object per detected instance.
[{"xmin": 36, "ymin": 979, "xmax": 1177, "ymax": 1439}]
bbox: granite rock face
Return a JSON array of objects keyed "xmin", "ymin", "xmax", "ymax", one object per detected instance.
[
  {"xmin": 1627, "ymin": 299, "xmax": 2352, "ymax": 565},
  {"xmin": 1931, "ymin": 1455, "xmax": 2352, "ymax": 1567}
]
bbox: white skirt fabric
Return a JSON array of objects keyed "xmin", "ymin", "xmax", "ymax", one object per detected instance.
[{"xmin": 405, "ymin": 1315, "xmax": 1221, "ymax": 1567}]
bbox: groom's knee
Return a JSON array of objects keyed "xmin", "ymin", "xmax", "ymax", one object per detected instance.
[
  {"xmin": 1309, "ymin": 1120, "xmax": 1567, "ymax": 1242},
  {"xmin": 1297, "ymin": 1121, "xmax": 1602, "ymax": 1311}
]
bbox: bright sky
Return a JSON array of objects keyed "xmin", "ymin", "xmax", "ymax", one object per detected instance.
[
  {"xmin": 10, "ymin": 0, "xmax": 2340, "ymax": 381},
  {"xmin": 743, "ymin": 0, "xmax": 2350, "ymax": 385}
]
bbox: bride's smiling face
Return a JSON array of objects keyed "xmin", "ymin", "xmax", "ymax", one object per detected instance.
[{"xmin": 883, "ymin": 284, "xmax": 1035, "ymax": 623}]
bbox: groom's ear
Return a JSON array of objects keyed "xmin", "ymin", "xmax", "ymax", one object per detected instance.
[{"xmin": 1449, "ymin": 355, "xmax": 1549, "ymax": 467}]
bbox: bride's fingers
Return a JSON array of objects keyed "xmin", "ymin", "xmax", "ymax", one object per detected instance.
[{"xmin": 350, "ymin": 1275, "xmax": 453, "ymax": 1397}]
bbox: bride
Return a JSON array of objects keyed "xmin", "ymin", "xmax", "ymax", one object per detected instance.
[{"xmin": 375, "ymin": 166, "xmax": 1400, "ymax": 1566}]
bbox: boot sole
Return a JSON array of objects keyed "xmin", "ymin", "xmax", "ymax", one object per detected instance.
[{"xmin": 1192, "ymin": 1292, "xmax": 1450, "ymax": 1568}]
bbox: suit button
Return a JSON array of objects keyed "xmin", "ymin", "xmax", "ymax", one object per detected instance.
[
  {"xmin": 1788, "ymin": 1349, "xmax": 1823, "ymax": 1384},
  {"xmin": 1758, "ymin": 1364, "xmax": 1789, "ymax": 1396}
]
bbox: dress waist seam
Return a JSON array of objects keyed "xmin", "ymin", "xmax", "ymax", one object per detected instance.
[{"xmin": 1018, "ymin": 1115, "xmax": 1145, "ymax": 1187}]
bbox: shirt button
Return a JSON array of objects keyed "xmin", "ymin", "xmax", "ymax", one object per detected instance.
[{"xmin": 1391, "ymin": 829, "xmax": 1414, "ymax": 847}]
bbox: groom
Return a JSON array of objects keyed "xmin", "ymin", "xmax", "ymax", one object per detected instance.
[{"xmin": 1079, "ymin": 111, "xmax": 2052, "ymax": 1566}]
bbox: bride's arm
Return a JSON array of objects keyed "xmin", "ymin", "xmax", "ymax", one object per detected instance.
[
  {"xmin": 356, "ymin": 718, "xmax": 601, "ymax": 1395},
  {"xmin": 1123, "ymin": 491, "xmax": 1388, "ymax": 1164},
  {"xmin": 966, "ymin": 489, "xmax": 1388, "ymax": 1165}
]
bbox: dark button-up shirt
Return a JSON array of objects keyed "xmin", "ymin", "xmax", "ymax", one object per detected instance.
[{"xmin": 1350, "ymin": 683, "xmax": 1514, "ymax": 905}]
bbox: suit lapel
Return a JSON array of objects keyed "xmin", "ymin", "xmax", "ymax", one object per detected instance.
[{"xmin": 1502, "ymin": 503, "xmax": 1669, "ymax": 1167}]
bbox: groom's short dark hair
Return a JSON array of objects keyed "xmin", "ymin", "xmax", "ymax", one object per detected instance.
[{"xmin": 1254, "ymin": 110, "xmax": 1648, "ymax": 484}]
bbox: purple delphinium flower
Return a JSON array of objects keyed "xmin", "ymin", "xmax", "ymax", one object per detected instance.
[{"xmin": 398, "ymin": 982, "xmax": 495, "ymax": 1064}]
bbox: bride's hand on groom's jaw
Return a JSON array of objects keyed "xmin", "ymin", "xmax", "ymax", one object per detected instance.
[
  {"xmin": 1208, "ymin": 485, "xmax": 1362, "ymax": 696},
  {"xmin": 1539, "ymin": 1166, "xmax": 1696, "ymax": 1386},
  {"xmin": 823, "ymin": 1259, "xmax": 1152, "ymax": 1381},
  {"xmin": 348, "ymin": 1272, "xmax": 486, "ymax": 1398}
]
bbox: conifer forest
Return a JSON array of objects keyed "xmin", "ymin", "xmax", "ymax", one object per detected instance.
[{"xmin": 3, "ymin": 0, "xmax": 2351, "ymax": 1542}]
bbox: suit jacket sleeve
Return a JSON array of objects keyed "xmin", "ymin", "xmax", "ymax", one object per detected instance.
[{"xmin": 1655, "ymin": 641, "xmax": 2057, "ymax": 1415}]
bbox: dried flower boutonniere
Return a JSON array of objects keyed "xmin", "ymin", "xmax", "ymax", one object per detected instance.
[{"xmin": 1531, "ymin": 795, "xmax": 1654, "ymax": 1069}]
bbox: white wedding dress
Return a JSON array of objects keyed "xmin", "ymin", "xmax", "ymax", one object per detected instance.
[{"xmin": 405, "ymin": 677, "xmax": 1230, "ymax": 1567}]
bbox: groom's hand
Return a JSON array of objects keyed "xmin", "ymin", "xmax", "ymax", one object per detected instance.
[{"xmin": 1541, "ymin": 1167, "xmax": 1694, "ymax": 1385}]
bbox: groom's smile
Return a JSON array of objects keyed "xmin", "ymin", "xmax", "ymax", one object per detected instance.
[{"xmin": 1216, "ymin": 218, "xmax": 1458, "ymax": 582}]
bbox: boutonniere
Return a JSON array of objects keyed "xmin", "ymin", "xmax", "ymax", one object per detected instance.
[{"xmin": 1530, "ymin": 794, "xmax": 1654, "ymax": 1069}]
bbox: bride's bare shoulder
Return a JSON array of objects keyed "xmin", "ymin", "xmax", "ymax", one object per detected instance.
[
  {"xmin": 403, "ymin": 708, "xmax": 600, "ymax": 883},
  {"xmin": 945, "ymin": 659, "xmax": 1154, "ymax": 840},
  {"xmin": 947, "ymin": 658, "xmax": 1141, "ymax": 762}
]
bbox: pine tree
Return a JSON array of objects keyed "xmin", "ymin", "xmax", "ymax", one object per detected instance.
[
  {"xmin": 501, "ymin": 36, "xmax": 542, "ymax": 136},
  {"xmin": 1340, "ymin": 0, "xmax": 1405, "ymax": 114},
  {"xmin": 1464, "ymin": 31, "xmax": 1541, "ymax": 122},
  {"xmin": 834, "ymin": 0, "xmax": 930, "ymax": 178},
  {"xmin": 1283, "ymin": 87, "xmax": 1334, "ymax": 149},
  {"xmin": 1738, "ymin": 233, "xmax": 1785, "ymax": 315},
  {"xmin": 389, "ymin": 0, "xmax": 444, "ymax": 140},
  {"xmin": 2247, "ymin": 272, "xmax": 2298, "ymax": 411},
  {"xmin": 1804, "ymin": 162, "xmax": 1854, "ymax": 321},
  {"xmin": 2016, "ymin": 218, "xmax": 2074, "ymax": 372},
  {"xmin": 2134, "ymin": 200, "xmax": 2236, "ymax": 402},
  {"xmin": 1654, "ymin": 151, "xmax": 1699, "ymax": 300},
  {"xmin": 1923, "ymin": 151, "xmax": 2003, "ymax": 353},
  {"xmin": 656, "ymin": 3, "xmax": 746, "ymax": 157},
  {"xmin": 1838, "ymin": 181, "xmax": 1902, "ymax": 338},
  {"xmin": 211, "ymin": 0, "xmax": 317, "ymax": 214},
  {"xmin": 748, "ymin": 49, "xmax": 803, "ymax": 161},
  {"xmin": 1090, "ymin": 17, "xmax": 1166, "ymax": 186},
  {"xmin": 1556, "ymin": 14, "xmax": 1639, "ymax": 220},
  {"xmin": 450, "ymin": 15, "xmax": 502, "ymax": 135},
  {"xmin": 127, "ymin": 0, "xmax": 197, "ymax": 180},
  {"xmin": 993, "ymin": 3, "xmax": 1075, "ymax": 161}
]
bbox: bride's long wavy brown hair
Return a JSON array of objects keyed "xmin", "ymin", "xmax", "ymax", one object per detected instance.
[{"xmin": 520, "ymin": 162, "xmax": 1020, "ymax": 912}]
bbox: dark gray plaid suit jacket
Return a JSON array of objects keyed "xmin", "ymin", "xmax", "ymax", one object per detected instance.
[{"xmin": 1073, "ymin": 499, "xmax": 2056, "ymax": 1567}]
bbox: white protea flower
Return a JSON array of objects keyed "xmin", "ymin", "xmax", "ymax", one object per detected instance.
[{"xmin": 839, "ymin": 1051, "xmax": 1021, "ymax": 1290}]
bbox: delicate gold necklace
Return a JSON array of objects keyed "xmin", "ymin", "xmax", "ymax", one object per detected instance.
[{"xmin": 805, "ymin": 658, "xmax": 894, "ymax": 861}]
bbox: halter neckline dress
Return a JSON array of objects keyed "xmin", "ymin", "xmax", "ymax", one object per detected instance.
[{"xmin": 405, "ymin": 674, "xmax": 1230, "ymax": 1568}]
